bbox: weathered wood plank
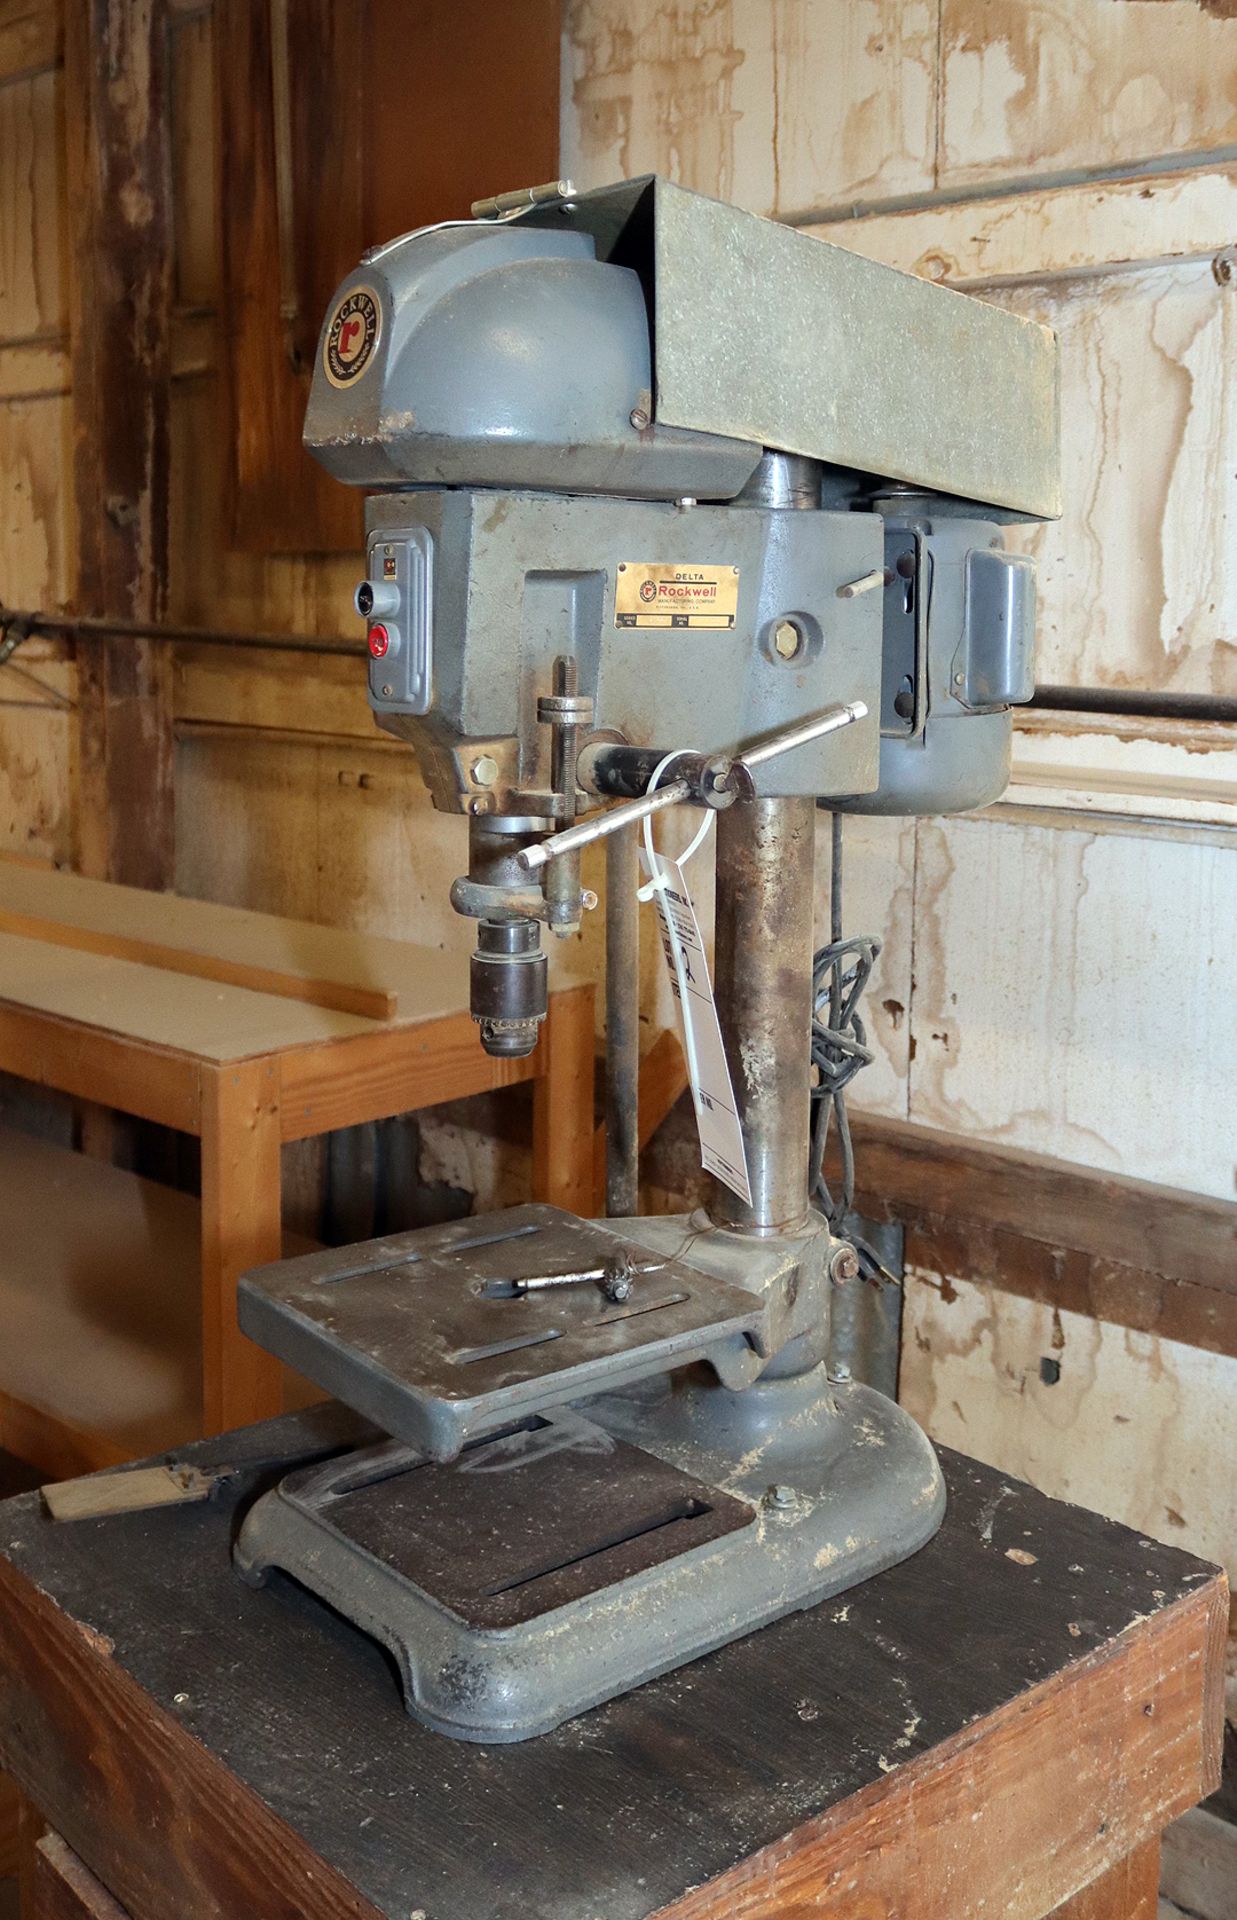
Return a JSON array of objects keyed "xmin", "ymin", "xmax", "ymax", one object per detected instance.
[
  {"xmin": 905, "ymin": 815, "xmax": 1237, "ymax": 1194},
  {"xmin": 900, "ymin": 1272, "xmax": 1237, "ymax": 1626},
  {"xmin": 565, "ymin": 0, "xmax": 938, "ymax": 216},
  {"xmin": 0, "ymin": 2, "xmax": 61, "ymax": 86},
  {"xmin": 940, "ymin": 0, "xmax": 1237, "ymax": 190},
  {"xmin": 0, "ymin": 66, "xmax": 64, "ymax": 338},
  {"xmin": 1048, "ymin": 1843, "xmax": 1160, "ymax": 1920},
  {"xmin": 29, "ymin": 1834, "xmax": 130, "ymax": 1920},
  {"xmin": 199, "ymin": 1058, "xmax": 284, "ymax": 1433},
  {"xmin": 843, "ymin": 1110, "xmax": 1237, "ymax": 1299},
  {"xmin": 808, "ymin": 164, "xmax": 1237, "ymax": 288},
  {"xmin": 1160, "ymin": 1805, "xmax": 1237, "ymax": 1920},
  {"xmin": 214, "ymin": 0, "xmax": 362, "ymax": 554},
  {"xmin": 986, "ymin": 263, "xmax": 1237, "ymax": 701},
  {"xmin": 64, "ymin": 0, "xmax": 173, "ymax": 889}
]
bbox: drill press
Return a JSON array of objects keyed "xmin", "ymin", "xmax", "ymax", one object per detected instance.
[{"xmin": 234, "ymin": 176, "xmax": 1059, "ymax": 1742}]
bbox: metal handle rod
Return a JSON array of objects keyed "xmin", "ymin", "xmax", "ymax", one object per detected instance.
[
  {"xmin": 517, "ymin": 779, "xmax": 691, "ymax": 872},
  {"xmin": 738, "ymin": 700, "xmax": 867, "ymax": 769},
  {"xmin": 519, "ymin": 700, "xmax": 867, "ymax": 873}
]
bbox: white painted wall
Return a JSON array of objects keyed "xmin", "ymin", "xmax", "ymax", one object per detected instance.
[{"xmin": 559, "ymin": 1, "xmax": 1237, "ymax": 1680}]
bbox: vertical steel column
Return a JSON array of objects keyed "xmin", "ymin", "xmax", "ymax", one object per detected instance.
[
  {"xmin": 604, "ymin": 822, "xmax": 641, "ymax": 1215},
  {"xmin": 710, "ymin": 795, "xmax": 816, "ymax": 1233}
]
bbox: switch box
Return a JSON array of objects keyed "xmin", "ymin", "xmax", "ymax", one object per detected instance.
[{"xmin": 363, "ymin": 528, "xmax": 434, "ymax": 716}]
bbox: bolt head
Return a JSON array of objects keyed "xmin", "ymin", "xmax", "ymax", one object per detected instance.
[
  {"xmin": 828, "ymin": 1361, "xmax": 853, "ymax": 1385},
  {"xmin": 766, "ymin": 1483, "xmax": 797, "ymax": 1510},
  {"xmin": 629, "ymin": 406, "xmax": 650, "ymax": 430},
  {"xmin": 470, "ymin": 754, "xmax": 499, "ymax": 787},
  {"xmin": 830, "ymin": 1244, "xmax": 861, "ymax": 1284},
  {"xmin": 772, "ymin": 619, "xmax": 804, "ymax": 662}
]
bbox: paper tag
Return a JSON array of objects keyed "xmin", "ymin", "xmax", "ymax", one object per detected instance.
[{"xmin": 647, "ymin": 854, "xmax": 751, "ymax": 1204}]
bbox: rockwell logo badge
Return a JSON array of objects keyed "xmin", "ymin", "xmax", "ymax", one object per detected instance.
[
  {"xmin": 616, "ymin": 562, "xmax": 741, "ymax": 630},
  {"xmin": 324, "ymin": 287, "xmax": 381, "ymax": 388}
]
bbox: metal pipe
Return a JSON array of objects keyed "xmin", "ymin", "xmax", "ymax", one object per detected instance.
[
  {"xmin": 710, "ymin": 796, "xmax": 816, "ymax": 1234},
  {"xmin": 734, "ymin": 451, "xmax": 822, "ymax": 511},
  {"xmin": 0, "ymin": 606, "xmax": 359, "ymax": 658},
  {"xmin": 605, "ymin": 824, "xmax": 641, "ymax": 1217}
]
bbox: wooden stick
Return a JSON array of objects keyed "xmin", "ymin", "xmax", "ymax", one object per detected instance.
[{"xmin": 0, "ymin": 909, "xmax": 397, "ymax": 1022}]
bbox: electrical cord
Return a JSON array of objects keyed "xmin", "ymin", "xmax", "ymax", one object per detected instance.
[{"xmin": 809, "ymin": 814, "xmax": 885, "ymax": 1268}]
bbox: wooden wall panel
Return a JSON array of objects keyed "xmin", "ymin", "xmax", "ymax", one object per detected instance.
[
  {"xmin": 366, "ymin": 0, "xmax": 561, "ymax": 235},
  {"xmin": 807, "ymin": 164, "xmax": 1237, "ymax": 289},
  {"xmin": 987, "ymin": 262, "xmax": 1237, "ymax": 700},
  {"xmin": 0, "ymin": 1, "xmax": 61, "ymax": 87},
  {"xmin": 0, "ymin": 645, "xmax": 74, "ymax": 864},
  {"xmin": 170, "ymin": 6, "xmax": 216, "ymax": 313},
  {"xmin": 173, "ymin": 732, "xmax": 472, "ymax": 956},
  {"xmin": 0, "ymin": 66, "xmax": 64, "ymax": 341},
  {"xmin": 940, "ymin": 0, "xmax": 1237, "ymax": 191},
  {"xmin": 168, "ymin": 373, "xmax": 358, "ymax": 636},
  {"xmin": 0, "ymin": 394, "xmax": 70, "ymax": 607},
  {"xmin": 900, "ymin": 1271, "xmax": 1237, "ymax": 1612},
  {"xmin": 565, "ymin": 0, "xmax": 939, "ymax": 217},
  {"xmin": 907, "ymin": 813, "xmax": 1237, "ymax": 1201}
]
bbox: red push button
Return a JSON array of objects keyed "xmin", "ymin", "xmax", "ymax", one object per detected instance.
[{"xmin": 368, "ymin": 623, "xmax": 390, "ymax": 659}]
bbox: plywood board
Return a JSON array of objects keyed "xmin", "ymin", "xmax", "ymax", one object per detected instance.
[
  {"xmin": 940, "ymin": 0, "xmax": 1237, "ymax": 190},
  {"xmin": 0, "ymin": 396, "xmax": 71, "ymax": 609},
  {"xmin": 174, "ymin": 730, "xmax": 474, "ymax": 957},
  {"xmin": 907, "ymin": 813, "xmax": 1237, "ymax": 1200},
  {"xmin": 901, "ymin": 1270, "xmax": 1237, "ymax": 1613},
  {"xmin": 170, "ymin": 5, "xmax": 216, "ymax": 312},
  {"xmin": 1007, "ymin": 714, "xmax": 1237, "ymax": 830},
  {"xmin": 0, "ymin": 1124, "xmax": 202, "ymax": 1464},
  {"xmin": 168, "ymin": 373, "xmax": 359, "ymax": 637},
  {"xmin": 0, "ymin": 931, "xmax": 382, "ymax": 1060},
  {"xmin": 0, "ymin": 863, "xmax": 467, "ymax": 1021},
  {"xmin": 0, "ymin": 66, "xmax": 64, "ymax": 342},
  {"xmin": 807, "ymin": 164, "xmax": 1237, "ymax": 288},
  {"xmin": 0, "ymin": 647, "xmax": 74, "ymax": 865},
  {"xmin": 985, "ymin": 261, "xmax": 1237, "ymax": 699},
  {"xmin": 564, "ymin": 0, "xmax": 938, "ymax": 218}
]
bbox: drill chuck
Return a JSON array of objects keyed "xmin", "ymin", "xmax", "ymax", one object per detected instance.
[{"xmin": 470, "ymin": 919, "xmax": 548, "ymax": 1058}]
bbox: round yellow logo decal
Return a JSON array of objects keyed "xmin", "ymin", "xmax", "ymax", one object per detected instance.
[{"xmin": 324, "ymin": 286, "xmax": 381, "ymax": 389}]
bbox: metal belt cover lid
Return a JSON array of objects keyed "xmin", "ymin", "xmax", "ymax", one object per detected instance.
[{"xmin": 525, "ymin": 176, "xmax": 1061, "ymax": 520}]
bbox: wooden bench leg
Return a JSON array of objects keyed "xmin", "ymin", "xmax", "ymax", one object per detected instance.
[
  {"xmin": 532, "ymin": 984, "xmax": 596, "ymax": 1215},
  {"xmin": 1049, "ymin": 1838, "xmax": 1161, "ymax": 1919},
  {"xmin": 200, "ymin": 1060, "xmax": 284, "ymax": 1435},
  {"xmin": 26, "ymin": 1832, "xmax": 129, "ymax": 1919}
]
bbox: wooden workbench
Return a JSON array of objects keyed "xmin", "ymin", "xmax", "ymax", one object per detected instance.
[
  {"xmin": 0, "ymin": 866, "xmax": 594, "ymax": 1471},
  {"xmin": 0, "ymin": 1408, "xmax": 1225, "ymax": 1920}
]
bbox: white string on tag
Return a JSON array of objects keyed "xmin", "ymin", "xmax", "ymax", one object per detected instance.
[
  {"xmin": 636, "ymin": 750, "xmax": 715, "ymax": 903},
  {"xmin": 633, "ymin": 755, "xmax": 751, "ymax": 1205}
]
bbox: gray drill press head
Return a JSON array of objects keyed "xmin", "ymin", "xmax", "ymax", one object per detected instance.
[{"xmin": 305, "ymin": 176, "xmax": 1059, "ymax": 1056}]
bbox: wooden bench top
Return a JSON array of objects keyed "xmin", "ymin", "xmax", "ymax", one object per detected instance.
[
  {"xmin": 0, "ymin": 864, "xmax": 474, "ymax": 1052},
  {"xmin": 0, "ymin": 1409, "xmax": 1224, "ymax": 1920}
]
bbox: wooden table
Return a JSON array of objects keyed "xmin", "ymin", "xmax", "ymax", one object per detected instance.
[
  {"xmin": 0, "ymin": 866, "xmax": 594, "ymax": 1472},
  {"xmin": 0, "ymin": 1408, "xmax": 1225, "ymax": 1920}
]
